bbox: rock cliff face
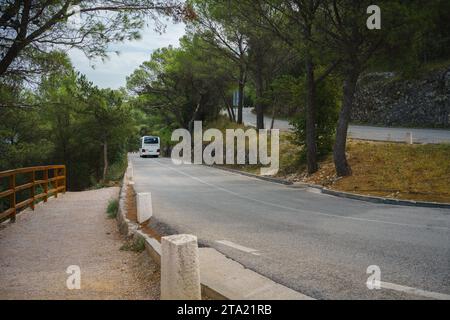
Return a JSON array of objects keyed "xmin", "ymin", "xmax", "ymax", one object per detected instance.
[{"xmin": 352, "ymin": 68, "xmax": 450, "ymax": 128}]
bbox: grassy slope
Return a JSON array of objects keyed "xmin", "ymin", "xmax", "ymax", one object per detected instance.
[
  {"xmin": 299, "ymin": 140, "xmax": 450, "ymax": 203},
  {"xmin": 207, "ymin": 116, "xmax": 450, "ymax": 203}
]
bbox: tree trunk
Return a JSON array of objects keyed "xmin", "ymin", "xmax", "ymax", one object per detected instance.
[
  {"xmin": 270, "ymin": 107, "xmax": 276, "ymax": 129},
  {"xmin": 188, "ymin": 103, "xmax": 201, "ymax": 133},
  {"xmin": 230, "ymin": 105, "xmax": 236, "ymax": 122},
  {"xmin": 222, "ymin": 92, "xmax": 236, "ymax": 122},
  {"xmin": 333, "ymin": 69, "xmax": 359, "ymax": 177},
  {"xmin": 0, "ymin": 1, "xmax": 31, "ymax": 76},
  {"xmin": 305, "ymin": 55, "xmax": 318, "ymax": 174},
  {"xmin": 103, "ymin": 141, "xmax": 108, "ymax": 182},
  {"xmin": 254, "ymin": 65, "xmax": 265, "ymax": 130},
  {"xmin": 0, "ymin": 43, "xmax": 22, "ymax": 76},
  {"xmin": 225, "ymin": 105, "xmax": 233, "ymax": 121},
  {"xmin": 237, "ymin": 67, "xmax": 245, "ymax": 124}
]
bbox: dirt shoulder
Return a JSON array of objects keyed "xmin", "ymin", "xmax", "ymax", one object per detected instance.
[{"xmin": 0, "ymin": 187, "xmax": 160, "ymax": 300}]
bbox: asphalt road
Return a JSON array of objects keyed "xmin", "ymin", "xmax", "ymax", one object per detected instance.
[
  {"xmin": 131, "ymin": 155, "xmax": 450, "ymax": 300},
  {"xmin": 239, "ymin": 108, "xmax": 450, "ymax": 144}
]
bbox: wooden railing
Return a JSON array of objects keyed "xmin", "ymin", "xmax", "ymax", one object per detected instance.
[{"xmin": 0, "ymin": 165, "xmax": 66, "ymax": 222}]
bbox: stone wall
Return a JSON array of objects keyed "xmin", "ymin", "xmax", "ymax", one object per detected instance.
[{"xmin": 352, "ymin": 68, "xmax": 450, "ymax": 128}]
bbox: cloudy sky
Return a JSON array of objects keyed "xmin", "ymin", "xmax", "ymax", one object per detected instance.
[{"xmin": 68, "ymin": 20, "xmax": 186, "ymax": 89}]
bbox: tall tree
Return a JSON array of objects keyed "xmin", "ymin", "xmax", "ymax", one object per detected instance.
[
  {"xmin": 246, "ymin": 28, "xmax": 295, "ymax": 129},
  {"xmin": 239, "ymin": 0, "xmax": 339, "ymax": 173},
  {"xmin": 37, "ymin": 67, "xmax": 134, "ymax": 189},
  {"xmin": 321, "ymin": 1, "xmax": 420, "ymax": 176},
  {"xmin": 127, "ymin": 36, "xmax": 233, "ymax": 130},
  {"xmin": 0, "ymin": 0, "xmax": 190, "ymax": 78},
  {"xmin": 188, "ymin": 0, "xmax": 249, "ymax": 124}
]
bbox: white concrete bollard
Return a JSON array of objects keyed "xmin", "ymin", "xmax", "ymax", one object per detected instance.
[
  {"xmin": 161, "ymin": 234, "xmax": 201, "ymax": 300},
  {"xmin": 406, "ymin": 132, "xmax": 413, "ymax": 145},
  {"xmin": 126, "ymin": 166, "xmax": 133, "ymax": 181},
  {"xmin": 136, "ymin": 192, "xmax": 152, "ymax": 223}
]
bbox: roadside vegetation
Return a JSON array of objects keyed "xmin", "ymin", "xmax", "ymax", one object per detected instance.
[
  {"xmin": 120, "ymin": 236, "xmax": 146, "ymax": 253},
  {"xmin": 1, "ymin": 1, "xmax": 449, "ymax": 200},
  {"xmin": 0, "ymin": 1, "xmax": 190, "ymax": 191},
  {"xmin": 321, "ymin": 142, "xmax": 450, "ymax": 203},
  {"xmin": 223, "ymin": 126, "xmax": 450, "ymax": 203},
  {"xmin": 106, "ymin": 199, "xmax": 119, "ymax": 219}
]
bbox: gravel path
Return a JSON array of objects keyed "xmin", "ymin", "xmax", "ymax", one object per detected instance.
[{"xmin": 0, "ymin": 188, "xmax": 160, "ymax": 300}]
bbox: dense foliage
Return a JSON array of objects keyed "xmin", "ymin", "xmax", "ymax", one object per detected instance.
[
  {"xmin": 1, "ymin": 0, "xmax": 448, "ymax": 190},
  {"xmin": 0, "ymin": 63, "xmax": 135, "ymax": 190}
]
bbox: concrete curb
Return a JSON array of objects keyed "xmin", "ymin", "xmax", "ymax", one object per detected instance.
[
  {"xmin": 321, "ymin": 188, "xmax": 450, "ymax": 209},
  {"xmin": 117, "ymin": 160, "xmax": 313, "ymax": 300},
  {"xmin": 208, "ymin": 165, "xmax": 293, "ymax": 185},
  {"xmin": 291, "ymin": 182, "xmax": 450, "ymax": 209},
  {"xmin": 208, "ymin": 165, "xmax": 450, "ymax": 209}
]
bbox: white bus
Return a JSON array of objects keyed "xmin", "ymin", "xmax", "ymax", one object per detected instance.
[{"xmin": 140, "ymin": 136, "xmax": 160, "ymax": 158}]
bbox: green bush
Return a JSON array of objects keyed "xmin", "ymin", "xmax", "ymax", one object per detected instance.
[
  {"xmin": 120, "ymin": 236, "xmax": 145, "ymax": 252},
  {"xmin": 106, "ymin": 199, "xmax": 119, "ymax": 219},
  {"xmin": 105, "ymin": 155, "xmax": 128, "ymax": 182},
  {"xmin": 290, "ymin": 75, "xmax": 341, "ymax": 162}
]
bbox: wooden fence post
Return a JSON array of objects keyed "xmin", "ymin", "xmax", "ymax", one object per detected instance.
[
  {"xmin": 31, "ymin": 170, "xmax": 35, "ymax": 210},
  {"xmin": 0, "ymin": 165, "xmax": 66, "ymax": 221},
  {"xmin": 63, "ymin": 166, "xmax": 67, "ymax": 193},
  {"xmin": 54, "ymin": 168, "xmax": 58, "ymax": 198},
  {"xmin": 9, "ymin": 173, "xmax": 16, "ymax": 223},
  {"xmin": 44, "ymin": 168, "xmax": 48, "ymax": 203}
]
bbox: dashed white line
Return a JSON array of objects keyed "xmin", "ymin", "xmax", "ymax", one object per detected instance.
[
  {"xmin": 150, "ymin": 159, "xmax": 450, "ymax": 231},
  {"xmin": 216, "ymin": 240, "xmax": 260, "ymax": 256},
  {"xmin": 380, "ymin": 281, "xmax": 450, "ymax": 300}
]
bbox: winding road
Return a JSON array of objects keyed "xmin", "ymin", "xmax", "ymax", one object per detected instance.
[
  {"xmin": 131, "ymin": 155, "xmax": 450, "ymax": 300},
  {"xmin": 239, "ymin": 108, "xmax": 450, "ymax": 144}
]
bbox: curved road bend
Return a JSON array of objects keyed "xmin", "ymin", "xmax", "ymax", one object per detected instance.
[
  {"xmin": 131, "ymin": 155, "xmax": 450, "ymax": 300},
  {"xmin": 239, "ymin": 108, "xmax": 450, "ymax": 144}
]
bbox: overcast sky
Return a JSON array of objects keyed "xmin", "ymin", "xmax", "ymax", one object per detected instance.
[{"xmin": 68, "ymin": 20, "xmax": 186, "ymax": 89}]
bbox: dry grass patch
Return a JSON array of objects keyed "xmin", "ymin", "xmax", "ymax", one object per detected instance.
[
  {"xmin": 206, "ymin": 117, "xmax": 450, "ymax": 203},
  {"xmin": 298, "ymin": 141, "xmax": 450, "ymax": 203}
]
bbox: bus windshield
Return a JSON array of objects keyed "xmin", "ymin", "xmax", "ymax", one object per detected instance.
[{"xmin": 144, "ymin": 137, "xmax": 159, "ymax": 144}]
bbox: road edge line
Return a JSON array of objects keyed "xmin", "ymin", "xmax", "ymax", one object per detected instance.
[
  {"xmin": 206, "ymin": 164, "xmax": 450, "ymax": 209},
  {"xmin": 118, "ymin": 159, "xmax": 313, "ymax": 300},
  {"xmin": 207, "ymin": 165, "xmax": 293, "ymax": 185}
]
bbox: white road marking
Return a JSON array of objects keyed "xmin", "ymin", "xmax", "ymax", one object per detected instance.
[
  {"xmin": 380, "ymin": 281, "xmax": 450, "ymax": 300},
  {"xmin": 150, "ymin": 159, "xmax": 450, "ymax": 231},
  {"xmin": 216, "ymin": 240, "xmax": 260, "ymax": 256},
  {"xmin": 306, "ymin": 187, "xmax": 322, "ymax": 194}
]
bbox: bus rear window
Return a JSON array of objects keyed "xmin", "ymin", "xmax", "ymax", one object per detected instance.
[{"xmin": 144, "ymin": 137, "xmax": 159, "ymax": 144}]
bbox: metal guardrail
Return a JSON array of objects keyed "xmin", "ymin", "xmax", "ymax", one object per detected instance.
[{"xmin": 0, "ymin": 165, "xmax": 66, "ymax": 222}]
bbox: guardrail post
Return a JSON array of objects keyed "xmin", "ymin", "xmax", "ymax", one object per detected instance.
[
  {"xmin": 44, "ymin": 168, "xmax": 48, "ymax": 202},
  {"xmin": 126, "ymin": 165, "xmax": 133, "ymax": 181},
  {"xmin": 161, "ymin": 234, "xmax": 201, "ymax": 300},
  {"xmin": 406, "ymin": 132, "xmax": 413, "ymax": 145},
  {"xmin": 9, "ymin": 173, "xmax": 16, "ymax": 223}
]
